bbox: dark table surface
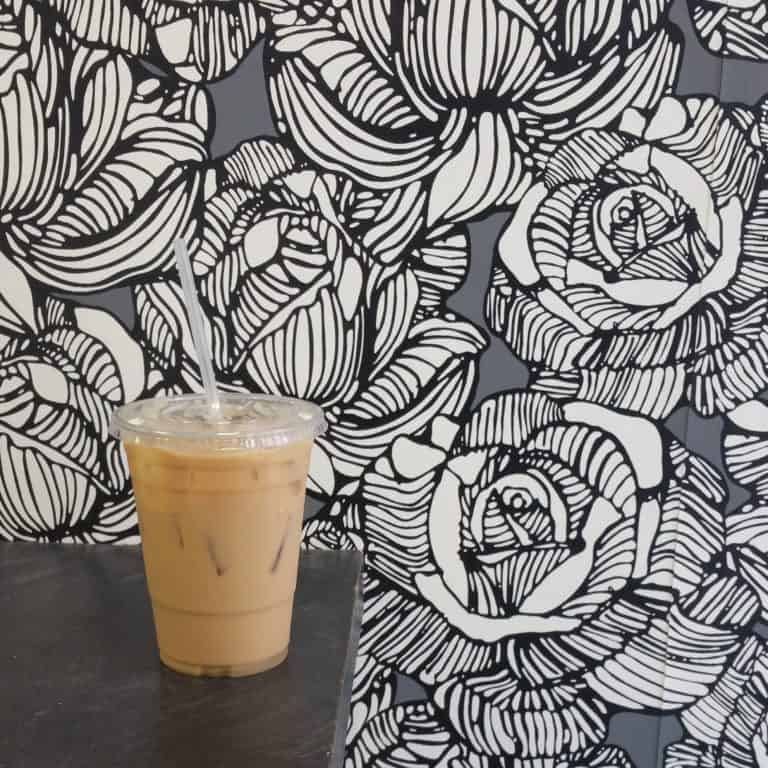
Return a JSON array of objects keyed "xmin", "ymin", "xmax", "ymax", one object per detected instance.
[{"xmin": 0, "ymin": 543, "xmax": 362, "ymax": 768}]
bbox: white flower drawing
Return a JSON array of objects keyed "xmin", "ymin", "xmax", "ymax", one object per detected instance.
[
  {"xmin": 4, "ymin": 0, "xmax": 768, "ymax": 763},
  {"xmin": 0, "ymin": 1, "xmax": 210, "ymax": 292},
  {"xmin": 133, "ymin": 279, "xmax": 204, "ymax": 396},
  {"xmin": 267, "ymin": 0, "xmax": 681, "ymax": 225},
  {"xmin": 720, "ymin": 399, "xmax": 768, "ymax": 621},
  {"xmin": 665, "ymin": 635, "xmax": 768, "ymax": 768},
  {"xmin": 190, "ymin": 137, "xmax": 486, "ymax": 496},
  {"xmin": 306, "ymin": 390, "xmax": 757, "ymax": 761},
  {"xmin": 0, "ymin": 252, "xmax": 143, "ymax": 542},
  {"xmin": 688, "ymin": 0, "xmax": 768, "ymax": 60},
  {"xmin": 346, "ymin": 702, "xmax": 636, "ymax": 768},
  {"xmin": 342, "ymin": 653, "xmax": 400, "ymax": 748},
  {"xmin": 21, "ymin": 0, "xmax": 287, "ymax": 82},
  {"xmin": 724, "ymin": 399, "xmax": 768, "ymax": 499},
  {"xmin": 487, "ymin": 95, "xmax": 768, "ymax": 419}
]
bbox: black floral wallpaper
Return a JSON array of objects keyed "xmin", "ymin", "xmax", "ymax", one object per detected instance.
[{"xmin": 4, "ymin": 0, "xmax": 768, "ymax": 765}]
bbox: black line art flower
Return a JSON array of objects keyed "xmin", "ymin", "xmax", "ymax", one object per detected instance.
[
  {"xmin": 133, "ymin": 279, "xmax": 204, "ymax": 396},
  {"xmin": 306, "ymin": 390, "xmax": 757, "ymax": 761},
  {"xmin": 346, "ymin": 701, "xmax": 636, "ymax": 767},
  {"xmin": 267, "ymin": 0, "xmax": 681, "ymax": 225},
  {"xmin": 487, "ymin": 95, "xmax": 768, "ymax": 419},
  {"xmin": 4, "ymin": 0, "xmax": 768, "ymax": 761},
  {"xmin": 0, "ymin": 252, "xmax": 142, "ymax": 542},
  {"xmin": 724, "ymin": 398, "xmax": 768, "ymax": 499},
  {"xmin": 22, "ymin": 0, "xmax": 286, "ymax": 82},
  {"xmin": 172, "ymin": 137, "xmax": 486, "ymax": 496},
  {"xmin": 688, "ymin": 1, "xmax": 768, "ymax": 60},
  {"xmin": 345, "ymin": 653, "xmax": 398, "ymax": 746},
  {"xmin": 0, "ymin": 2, "xmax": 211, "ymax": 292},
  {"xmin": 718, "ymin": 399, "xmax": 768, "ymax": 623},
  {"xmin": 665, "ymin": 635, "xmax": 768, "ymax": 767}
]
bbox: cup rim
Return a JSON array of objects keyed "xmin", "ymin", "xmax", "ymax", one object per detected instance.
[{"xmin": 110, "ymin": 393, "xmax": 327, "ymax": 450}]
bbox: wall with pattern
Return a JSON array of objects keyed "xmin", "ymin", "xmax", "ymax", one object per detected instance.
[{"xmin": 4, "ymin": 0, "xmax": 768, "ymax": 765}]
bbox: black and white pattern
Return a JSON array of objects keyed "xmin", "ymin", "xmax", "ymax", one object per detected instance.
[
  {"xmin": 665, "ymin": 636, "xmax": 768, "ymax": 767},
  {"xmin": 266, "ymin": 0, "xmax": 682, "ymax": 225},
  {"xmin": 0, "ymin": 251, "xmax": 140, "ymax": 542},
  {"xmin": 5, "ymin": 0, "xmax": 768, "ymax": 764},
  {"xmin": 346, "ymin": 702, "xmax": 636, "ymax": 767},
  {"xmin": 30, "ymin": 0, "xmax": 278, "ymax": 81},
  {"xmin": 0, "ymin": 0, "xmax": 211, "ymax": 292},
  {"xmin": 199, "ymin": 137, "xmax": 485, "ymax": 495},
  {"xmin": 487, "ymin": 94, "xmax": 768, "ymax": 419},
  {"xmin": 689, "ymin": 0, "xmax": 768, "ymax": 60},
  {"xmin": 307, "ymin": 389, "xmax": 761, "ymax": 763}
]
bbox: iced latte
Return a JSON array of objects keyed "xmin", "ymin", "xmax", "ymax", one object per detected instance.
[{"xmin": 111, "ymin": 394, "xmax": 325, "ymax": 677}]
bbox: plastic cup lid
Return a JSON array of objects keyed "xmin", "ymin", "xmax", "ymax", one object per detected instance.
[{"xmin": 110, "ymin": 393, "xmax": 326, "ymax": 450}]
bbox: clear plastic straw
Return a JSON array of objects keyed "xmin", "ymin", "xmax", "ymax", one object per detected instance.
[{"xmin": 174, "ymin": 239, "xmax": 220, "ymax": 415}]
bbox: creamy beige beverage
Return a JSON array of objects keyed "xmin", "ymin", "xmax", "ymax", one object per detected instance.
[{"xmin": 111, "ymin": 394, "xmax": 325, "ymax": 677}]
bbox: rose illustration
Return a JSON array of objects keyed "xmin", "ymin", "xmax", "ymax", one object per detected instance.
[
  {"xmin": 306, "ymin": 390, "xmax": 756, "ymax": 760},
  {"xmin": 20, "ymin": 0, "xmax": 277, "ymax": 82},
  {"xmin": 267, "ymin": 0, "xmax": 681, "ymax": 225},
  {"xmin": 665, "ymin": 635, "xmax": 768, "ymax": 767},
  {"xmin": 0, "ymin": 2, "xmax": 210, "ymax": 292},
  {"xmin": 0, "ymin": 252, "xmax": 143, "ymax": 542},
  {"xmin": 688, "ymin": 0, "xmax": 768, "ymax": 60},
  {"xmin": 724, "ymin": 398, "xmax": 768, "ymax": 500},
  {"xmin": 132, "ymin": 275, "xmax": 261, "ymax": 396},
  {"xmin": 133, "ymin": 279, "xmax": 204, "ymax": 396},
  {"xmin": 717, "ymin": 399, "xmax": 768, "ymax": 624},
  {"xmin": 162, "ymin": 137, "xmax": 486, "ymax": 496},
  {"xmin": 345, "ymin": 652, "xmax": 397, "ymax": 746},
  {"xmin": 487, "ymin": 95, "xmax": 768, "ymax": 419},
  {"xmin": 346, "ymin": 702, "xmax": 636, "ymax": 768}
]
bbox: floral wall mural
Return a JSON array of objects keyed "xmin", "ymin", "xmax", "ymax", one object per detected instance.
[{"xmin": 3, "ymin": 0, "xmax": 768, "ymax": 765}]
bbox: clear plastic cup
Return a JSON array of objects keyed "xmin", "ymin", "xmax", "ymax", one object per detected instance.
[{"xmin": 110, "ymin": 394, "xmax": 326, "ymax": 677}]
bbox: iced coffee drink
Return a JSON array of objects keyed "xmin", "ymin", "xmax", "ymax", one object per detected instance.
[{"xmin": 110, "ymin": 394, "xmax": 326, "ymax": 677}]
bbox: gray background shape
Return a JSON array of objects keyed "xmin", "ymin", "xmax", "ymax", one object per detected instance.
[{"xmin": 72, "ymin": 2, "xmax": 768, "ymax": 762}]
